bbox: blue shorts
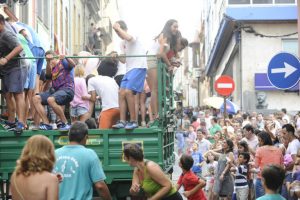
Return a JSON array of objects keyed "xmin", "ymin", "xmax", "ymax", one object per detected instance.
[
  {"xmin": 2, "ymin": 67, "xmax": 27, "ymax": 93},
  {"xmin": 39, "ymin": 88, "xmax": 74, "ymax": 106},
  {"xmin": 120, "ymin": 68, "xmax": 146, "ymax": 93},
  {"xmin": 24, "ymin": 61, "xmax": 37, "ymax": 90},
  {"xmin": 31, "ymin": 46, "xmax": 45, "ymax": 75},
  {"xmin": 70, "ymin": 106, "xmax": 89, "ymax": 117}
]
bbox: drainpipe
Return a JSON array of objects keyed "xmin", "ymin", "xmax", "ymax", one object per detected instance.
[
  {"xmin": 83, "ymin": 0, "xmax": 86, "ymax": 51},
  {"xmin": 238, "ymin": 27, "xmax": 243, "ymax": 111}
]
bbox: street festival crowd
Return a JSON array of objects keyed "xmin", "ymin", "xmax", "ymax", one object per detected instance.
[{"xmin": 0, "ymin": 12, "xmax": 299, "ymax": 200}]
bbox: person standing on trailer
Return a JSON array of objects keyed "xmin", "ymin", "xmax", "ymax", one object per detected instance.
[
  {"xmin": 112, "ymin": 20, "xmax": 147, "ymax": 129},
  {"xmin": 0, "ymin": 14, "xmax": 27, "ymax": 133}
]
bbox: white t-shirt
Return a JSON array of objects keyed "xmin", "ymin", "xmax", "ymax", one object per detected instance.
[
  {"xmin": 115, "ymin": 62, "xmax": 126, "ymax": 76},
  {"xmin": 88, "ymin": 76, "xmax": 119, "ymax": 111},
  {"xmin": 120, "ymin": 33, "xmax": 147, "ymax": 72},
  {"xmin": 286, "ymin": 138, "xmax": 300, "ymax": 156},
  {"xmin": 197, "ymin": 138, "xmax": 211, "ymax": 155},
  {"xmin": 242, "ymin": 135, "xmax": 259, "ymax": 151}
]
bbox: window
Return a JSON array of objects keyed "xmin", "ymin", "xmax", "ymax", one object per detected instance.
[
  {"xmin": 228, "ymin": 0, "xmax": 250, "ymax": 4},
  {"xmin": 253, "ymin": 0, "xmax": 272, "ymax": 4},
  {"xmin": 65, "ymin": 8, "xmax": 68, "ymax": 49},
  {"xmin": 54, "ymin": 0, "xmax": 57, "ymax": 35},
  {"xmin": 275, "ymin": 0, "xmax": 295, "ymax": 3},
  {"xmin": 282, "ymin": 39, "xmax": 298, "ymax": 56},
  {"xmin": 36, "ymin": 0, "xmax": 49, "ymax": 28},
  {"xmin": 60, "ymin": 0, "xmax": 63, "ymax": 43},
  {"xmin": 20, "ymin": 3, "xmax": 28, "ymax": 24}
]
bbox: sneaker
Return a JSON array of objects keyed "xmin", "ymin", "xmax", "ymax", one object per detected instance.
[
  {"xmin": 141, "ymin": 121, "xmax": 147, "ymax": 127},
  {"xmin": 59, "ymin": 123, "xmax": 71, "ymax": 131},
  {"xmin": 39, "ymin": 123, "xmax": 53, "ymax": 130},
  {"xmin": 51, "ymin": 123, "xmax": 58, "ymax": 130},
  {"xmin": 125, "ymin": 121, "xmax": 138, "ymax": 130},
  {"xmin": 112, "ymin": 121, "xmax": 126, "ymax": 129},
  {"xmin": 30, "ymin": 125, "xmax": 39, "ymax": 131},
  {"xmin": 56, "ymin": 120, "xmax": 63, "ymax": 129},
  {"xmin": 14, "ymin": 122, "xmax": 25, "ymax": 136},
  {"xmin": 2, "ymin": 121, "xmax": 16, "ymax": 131}
]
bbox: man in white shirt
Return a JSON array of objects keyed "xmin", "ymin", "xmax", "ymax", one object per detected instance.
[
  {"xmin": 196, "ymin": 128, "xmax": 211, "ymax": 155},
  {"xmin": 282, "ymin": 124, "xmax": 300, "ymax": 199},
  {"xmin": 112, "ymin": 20, "xmax": 147, "ymax": 130},
  {"xmin": 242, "ymin": 124, "xmax": 258, "ymax": 156},
  {"xmin": 88, "ymin": 67, "xmax": 119, "ymax": 129}
]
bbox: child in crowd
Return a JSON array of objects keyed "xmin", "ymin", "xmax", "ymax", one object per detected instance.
[
  {"xmin": 231, "ymin": 152, "xmax": 250, "ymax": 200},
  {"xmin": 70, "ymin": 64, "xmax": 90, "ymax": 123},
  {"xmin": 176, "ymin": 154, "xmax": 206, "ymax": 200},
  {"xmin": 202, "ymin": 152, "xmax": 217, "ymax": 199},
  {"xmin": 191, "ymin": 142, "xmax": 203, "ymax": 177},
  {"xmin": 257, "ymin": 165, "xmax": 286, "ymax": 200},
  {"xmin": 186, "ymin": 125, "xmax": 197, "ymax": 154}
]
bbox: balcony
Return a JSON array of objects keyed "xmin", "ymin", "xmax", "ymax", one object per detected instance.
[{"xmin": 86, "ymin": 0, "xmax": 100, "ymax": 20}]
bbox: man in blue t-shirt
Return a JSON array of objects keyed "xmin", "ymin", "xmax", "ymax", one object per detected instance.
[{"xmin": 53, "ymin": 122, "xmax": 112, "ymax": 200}]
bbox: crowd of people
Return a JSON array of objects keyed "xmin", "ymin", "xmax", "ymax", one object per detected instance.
[
  {"xmin": 0, "ymin": 14, "xmax": 188, "ymax": 133},
  {"xmin": 175, "ymin": 106, "xmax": 300, "ymax": 200}
]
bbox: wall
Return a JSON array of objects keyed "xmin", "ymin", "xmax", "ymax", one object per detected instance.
[{"xmin": 241, "ymin": 22, "xmax": 299, "ymax": 111}]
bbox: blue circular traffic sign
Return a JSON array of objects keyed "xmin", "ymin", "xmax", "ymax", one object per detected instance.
[{"xmin": 267, "ymin": 52, "xmax": 300, "ymax": 90}]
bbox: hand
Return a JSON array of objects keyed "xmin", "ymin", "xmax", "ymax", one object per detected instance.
[
  {"xmin": 46, "ymin": 54, "xmax": 54, "ymax": 61},
  {"xmin": 0, "ymin": 57, "xmax": 8, "ymax": 66},
  {"xmin": 113, "ymin": 22, "xmax": 121, "ymax": 31},
  {"xmin": 183, "ymin": 190, "xmax": 192, "ymax": 197},
  {"xmin": 59, "ymin": 54, "xmax": 65, "ymax": 60},
  {"xmin": 129, "ymin": 183, "xmax": 140, "ymax": 194},
  {"xmin": 220, "ymin": 174, "xmax": 224, "ymax": 181}
]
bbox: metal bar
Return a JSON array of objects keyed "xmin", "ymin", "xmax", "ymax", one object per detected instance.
[{"xmin": 12, "ymin": 55, "xmax": 156, "ymax": 59}]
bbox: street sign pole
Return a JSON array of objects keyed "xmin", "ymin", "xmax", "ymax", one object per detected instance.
[
  {"xmin": 223, "ymin": 96, "xmax": 227, "ymax": 119},
  {"xmin": 214, "ymin": 75, "xmax": 235, "ymax": 118}
]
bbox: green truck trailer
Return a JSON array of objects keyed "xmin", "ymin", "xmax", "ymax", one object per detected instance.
[{"xmin": 0, "ymin": 60, "xmax": 176, "ymax": 199}]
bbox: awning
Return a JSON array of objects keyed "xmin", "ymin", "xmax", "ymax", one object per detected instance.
[{"xmin": 255, "ymin": 73, "xmax": 299, "ymax": 91}]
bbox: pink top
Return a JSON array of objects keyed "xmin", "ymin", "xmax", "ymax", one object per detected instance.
[
  {"xmin": 70, "ymin": 77, "xmax": 90, "ymax": 109},
  {"xmin": 255, "ymin": 145, "xmax": 283, "ymax": 178}
]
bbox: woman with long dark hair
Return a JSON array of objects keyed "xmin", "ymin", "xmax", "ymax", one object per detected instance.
[
  {"xmin": 146, "ymin": 19, "xmax": 180, "ymax": 125},
  {"xmin": 209, "ymin": 139, "xmax": 235, "ymax": 200}
]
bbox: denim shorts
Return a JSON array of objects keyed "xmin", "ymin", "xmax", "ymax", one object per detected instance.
[
  {"xmin": 2, "ymin": 67, "xmax": 27, "ymax": 93},
  {"xmin": 40, "ymin": 88, "xmax": 74, "ymax": 105},
  {"xmin": 70, "ymin": 106, "xmax": 89, "ymax": 117},
  {"xmin": 120, "ymin": 68, "xmax": 146, "ymax": 93},
  {"xmin": 24, "ymin": 61, "xmax": 37, "ymax": 90}
]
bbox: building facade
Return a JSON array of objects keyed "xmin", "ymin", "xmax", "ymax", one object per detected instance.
[
  {"xmin": 1, "ymin": 0, "xmax": 120, "ymax": 55},
  {"xmin": 201, "ymin": 0, "xmax": 299, "ymax": 112}
]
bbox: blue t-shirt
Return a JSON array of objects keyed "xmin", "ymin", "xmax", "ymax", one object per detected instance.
[
  {"xmin": 191, "ymin": 151, "xmax": 203, "ymax": 174},
  {"xmin": 257, "ymin": 194, "xmax": 286, "ymax": 200},
  {"xmin": 54, "ymin": 145, "xmax": 106, "ymax": 200}
]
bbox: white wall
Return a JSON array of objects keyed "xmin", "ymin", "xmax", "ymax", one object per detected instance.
[{"xmin": 241, "ymin": 22, "xmax": 299, "ymax": 111}]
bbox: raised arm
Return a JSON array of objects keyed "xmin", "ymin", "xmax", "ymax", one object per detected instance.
[{"xmin": 113, "ymin": 22, "xmax": 132, "ymax": 41}]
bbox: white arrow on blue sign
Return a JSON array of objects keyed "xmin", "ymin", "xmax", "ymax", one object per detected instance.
[{"xmin": 267, "ymin": 52, "xmax": 300, "ymax": 90}]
